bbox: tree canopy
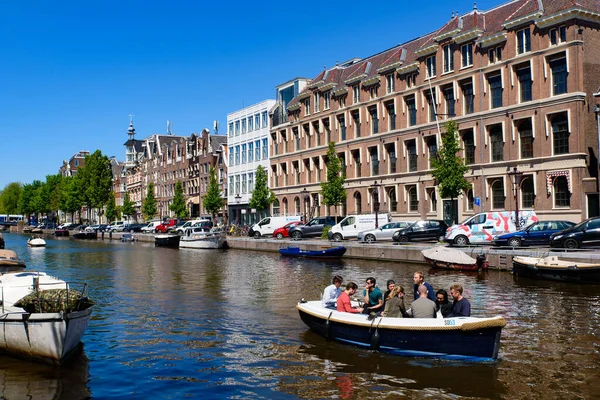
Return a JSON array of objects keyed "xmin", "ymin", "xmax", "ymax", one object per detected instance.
[
  {"xmin": 249, "ymin": 165, "xmax": 275, "ymax": 212},
  {"xmin": 121, "ymin": 191, "xmax": 136, "ymax": 221},
  {"xmin": 142, "ymin": 183, "xmax": 157, "ymax": 221},
  {"xmin": 169, "ymin": 180, "xmax": 188, "ymax": 219},
  {"xmin": 202, "ymin": 168, "xmax": 224, "ymax": 219},
  {"xmin": 320, "ymin": 142, "xmax": 347, "ymax": 216},
  {"xmin": 0, "ymin": 182, "xmax": 23, "ymax": 214}
]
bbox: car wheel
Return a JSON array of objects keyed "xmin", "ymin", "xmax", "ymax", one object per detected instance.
[
  {"xmin": 254, "ymin": 231, "xmax": 261, "ymax": 239},
  {"xmin": 507, "ymin": 237, "xmax": 521, "ymax": 247},
  {"xmin": 177, "ymin": 231, "xmax": 183, "ymax": 236},
  {"xmin": 437, "ymin": 235, "xmax": 445, "ymax": 242},
  {"xmin": 292, "ymin": 231, "xmax": 302, "ymax": 240},
  {"xmin": 398, "ymin": 235, "xmax": 409, "ymax": 244},
  {"xmin": 276, "ymin": 233, "xmax": 283, "ymax": 239},
  {"xmin": 332, "ymin": 233, "xmax": 343, "ymax": 242},
  {"xmin": 454, "ymin": 235, "xmax": 469, "ymax": 246},
  {"xmin": 365, "ymin": 234, "xmax": 376, "ymax": 243},
  {"xmin": 564, "ymin": 238, "xmax": 579, "ymax": 249}
]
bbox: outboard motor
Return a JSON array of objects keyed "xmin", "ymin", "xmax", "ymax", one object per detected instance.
[
  {"xmin": 476, "ymin": 254, "xmax": 488, "ymax": 270},
  {"xmin": 370, "ymin": 329, "xmax": 380, "ymax": 350}
]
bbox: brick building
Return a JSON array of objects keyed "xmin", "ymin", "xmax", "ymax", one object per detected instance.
[{"xmin": 270, "ymin": 0, "xmax": 600, "ymax": 224}]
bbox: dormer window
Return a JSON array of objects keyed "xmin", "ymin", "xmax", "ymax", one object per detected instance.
[
  {"xmin": 461, "ymin": 43, "xmax": 473, "ymax": 68},
  {"xmin": 550, "ymin": 25, "xmax": 567, "ymax": 45},
  {"xmin": 304, "ymin": 98, "xmax": 310, "ymax": 115},
  {"xmin": 314, "ymin": 92, "xmax": 320, "ymax": 113},
  {"xmin": 386, "ymin": 73, "xmax": 395, "ymax": 94},
  {"xmin": 426, "ymin": 55, "xmax": 437, "ymax": 78},
  {"xmin": 353, "ymin": 85, "xmax": 360, "ymax": 103},
  {"xmin": 517, "ymin": 28, "xmax": 531, "ymax": 54},
  {"xmin": 443, "ymin": 44, "xmax": 454, "ymax": 73},
  {"xmin": 324, "ymin": 91, "xmax": 331, "ymax": 109}
]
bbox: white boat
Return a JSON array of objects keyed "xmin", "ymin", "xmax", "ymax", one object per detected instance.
[
  {"xmin": 179, "ymin": 227, "xmax": 227, "ymax": 249},
  {"xmin": 0, "ymin": 270, "xmax": 93, "ymax": 364},
  {"xmin": 27, "ymin": 237, "xmax": 46, "ymax": 247}
]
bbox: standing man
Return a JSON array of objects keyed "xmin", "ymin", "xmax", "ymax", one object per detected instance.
[
  {"xmin": 337, "ymin": 282, "xmax": 364, "ymax": 313},
  {"xmin": 362, "ymin": 277, "xmax": 383, "ymax": 314},
  {"xmin": 413, "ymin": 271, "xmax": 436, "ymax": 302},
  {"xmin": 408, "ymin": 284, "xmax": 437, "ymax": 318},
  {"xmin": 322, "ymin": 275, "xmax": 343, "ymax": 309},
  {"xmin": 448, "ymin": 284, "xmax": 471, "ymax": 317}
]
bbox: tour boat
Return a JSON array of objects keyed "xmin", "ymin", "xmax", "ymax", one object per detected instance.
[
  {"xmin": 297, "ymin": 300, "xmax": 505, "ymax": 361},
  {"xmin": 27, "ymin": 237, "xmax": 47, "ymax": 247},
  {"xmin": 421, "ymin": 246, "xmax": 488, "ymax": 271},
  {"xmin": 0, "ymin": 249, "xmax": 26, "ymax": 271},
  {"xmin": 279, "ymin": 246, "xmax": 347, "ymax": 259},
  {"xmin": 0, "ymin": 270, "xmax": 94, "ymax": 364},
  {"xmin": 179, "ymin": 227, "xmax": 227, "ymax": 249},
  {"xmin": 512, "ymin": 255, "xmax": 600, "ymax": 283},
  {"xmin": 154, "ymin": 233, "xmax": 180, "ymax": 248}
]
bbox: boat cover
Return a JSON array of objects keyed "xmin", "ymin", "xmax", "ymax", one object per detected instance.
[{"xmin": 421, "ymin": 246, "xmax": 476, "ymax": 264}]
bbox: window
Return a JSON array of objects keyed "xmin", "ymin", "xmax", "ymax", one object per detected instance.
[
  {"xmin": 426, "ymin": 55, "xmax": 436, "ymax": 78},
  {"xmin": 386, "ymin": 144, "xmax": 396, "ymax": 173},
  {"xmin": 339, "ymin": 152, "xmax": 346, "ymax": 177},
  {"xmin": 352, "ymin": 150, "xmax": 361, "ymax": 178},
  {"xmin": 235, "ymin": 145, "xmax": 240, "ymax": 165},
  {"xmin": 406, "ymin": 96, "xmax": 417, "ymax": 126},
  {"xmin": 386, "ymin": 102, "xmax": 396, "ymax": 131},
  {"xmin": 314, "ymin": 92, "xmax": 320, "ymax": 113},
  {"xmin": 313, "ymin": 121, "xmax": 320, "ymax": 146},
  {"xmin": 338, "ymin": 115, "xmax": 346, "ymax": 141},
  {"xmin": 443, "ymin": 44, "xmax": 454, "ymax": 73},
  {"xmin": 369, "ymin": 85, "xmax": 378, "ymax": 100},
  {"xmin": 242, "ymin": 174, "xmax": 247, "ymax": 193},
  {"xmin": 352, "ymin": 110, "xmax": 360, "ymax": 138},
  {"xmin": 489, "ymin": 125, "xmax": 503, "ymax": 162},
  {"xmin": 248, "ymin": 173, "xmax": 254, "ymax": 192},
  {"xmin": 304, "ymin": 99, "xmax": 310, "ymax": 115},
  {"xmin": 294, "ymin": 197, "xmax": 300, "ymax": 214},
  {"xmin": 407, "ymin": 140, "xmax": 417, "ymax": 172},
  {"xmin": 466, "ymin": 189, "xmax": 474, "ymax": 211},
  {"xmin": 370, "ymin": 147, "xmax": 379, "ymax": 176},
  {"xmin": 241, "ymin": 119, "xmax": 246, "ymax": 134},
  {"xmin": 248, "ymin": 117, "xmax": 253, "ymax": 132},
  {"xmin": 521, "ymin": 176, "xmax": 535, "ymax": 208},
  {"xmin": 242, "ymin": 144, "xmax": 247, "ymax": 163},
  {"xmin": 550, "ymin": 25, "xmax": 567, "ymax": 45},
  {"xmin": 408, "ymin": 186, "xmax": 418, "ymax": 212},
  {"xmin": 338, "ymin": 95, "xmax": 346, "ymax": 108},
  {"xmin": 552, "ymin": 112, "xmax": 569, "ymax": 155},
  {"xmin": 517, "ymin": 28, "xmax": 531, "ymax": 54},
  {"xmin": 248, "ymin": 142, "xmax": 254, "ymax": 162},
  {"xmin": 518, "ymin": 119, "xmax": 533, "ymax": 159},
  {"xmin": 388, "ymin": 188, "xmax": 397, "ymax": 211},
  {"xmin": 262, "ymin": 111, "xmax": 268, "ymax": 129},
  {"xmin": 293, "ymin": 161, "xmax": 300, "ymax": 184},
  {"xmin": 303, "ymin": 124, "xmax": 310, "ymax": 148},
  {"xmin": 488, "ymin": 46, "xmax": 502, "ymax": 64},
  {"xmin": 353, "ymin": 85, "xmax": 360, "ymax": 103},
  {"xmin": 324, "ymin": 91, "xmax": 331, "ymax": 109},
  {"xmin": 262, "ymin": 138, "xmax": 268, "ymax": 159},
  {"xmin": 443, "ymin": 86, "xmax": 455, "ymax": 117},
  {"xmin": 386, "ymin": 73, "xmax": 395, "ymax": 93},
  {"xmin": 426, "ymin": 91, "xmax": 436, "ymax": 122},
  {"xmin": 354, "ymin": 192, "xmax": 362, "ymax": 214},
  {"xmin": 293, "ymin": 128, "xmax": 300, "ymax": 150},
  {"xmin": 228, "ymin": 122, "xmax": 234, "ymax": 137},
  {"xmin": 461, "ymin": 43, "xmax": 473, "ymax": 68},
  {"xmin": 491, "ymin": 180, "xmax": 505, "ymax": 209},
  {"xmin": 550, "ymin": 56, "xmax": 568, "ymax": 95},
  {"xmin": 488, "ymin": 74, "xmax": 503, "ymax": 108},
  {"xmin": 462, "ymin": 130, "xmax": 475, "ymax": 165},
  {"xmin": 369, "ymin": 107, "xmax": 378, "ymax": 134},
  {"xmin": 228, "ymin": 146, "xmax": 233, "ymax": 166},
  {"xmin": 429, "ymin": 189, "xmax": 437, "ymax": 212},
  {"xmin": 461, "ymin": 81, "xmax": 474, "ymax": 114},
  {"xmin": 254, "ymin": 114, "xmax": 260, "ymax": 129},
  {"xmin": 554, "ymin": 176, "xmax": 570, "ymax": 207},
  {"xmin": 406, "ymin": 73, "xmax": 416, "ymax": 88},
  {"xmin": 235, "ymin": 175, "xmax": 240, "ymax": 194},
  {"xmin": 517, "ymin": 65, "xmax": 532, "ymax": 102},
  {"xmin": 235, "ymin": 121, "xmax": 240, "ymax": 136},
  {"xmin": 427, "ymin": 136, "xmax": 437, "ymax": 169},
  {"xmin": 229, "ymin": 179, "xmax": 234, "ymax": 197},
  {"xmin": 255, "ymin": 140, "xmax": 261, "ymax": 161}
]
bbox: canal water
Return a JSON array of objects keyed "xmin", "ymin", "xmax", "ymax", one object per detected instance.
[{"xmin": 1, "ymin": 232, "xmax": 599, "ymax": 399}]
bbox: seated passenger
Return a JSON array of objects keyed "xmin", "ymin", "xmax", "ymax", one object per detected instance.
[
  {"xmin": 382, "ymin": 279, "xmax": 396, "ymax": 310},
  {"xmin": 322, "ymin": 275, "xmax": 343, "ymax": 309},
  {"xmin": 382, "ymin": 285, "xmax": 407, "ymax": 318},
  {"xmin": 448, "ymin": 284, "xmax": 471, "ymax": 317},
  {"xmin": 435, "ymin": 289, "xmax": 453, "ymax": 318},
  {"xmin": 362, "ymin": 277, "xmax": 383, "ymax": 314},
  {"xmin": 407, "ymin": 284, "xmax": 437, "ymax": 318},
  {"xmin": 336, "ymin": 282, "xmax": 364, "ymax": 313}
]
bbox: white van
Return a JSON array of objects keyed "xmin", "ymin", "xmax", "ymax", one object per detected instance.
[
  {"xmin": 328, "ymin": 214, "xmax": 393, "ymax": 241},
  {"xmin": 250, "ymin": 216, "xmax": 302, "ymax": 238},
  {"xmin": 444, "ymin": 211, "xmax": 538, "ymax": 245},
  {"xmin": 141, "ymin": 221, "xmax": 163, "ymax": 233}
]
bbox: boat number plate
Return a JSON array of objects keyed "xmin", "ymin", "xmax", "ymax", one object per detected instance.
[{"xmin": 444, "ymin": 320, "xmax": 456, "ymax": 326}]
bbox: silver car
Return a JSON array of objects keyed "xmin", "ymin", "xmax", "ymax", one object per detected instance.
[{"xmin": 357, "ymin": 221, "xmax": 414, "ymax": 242}]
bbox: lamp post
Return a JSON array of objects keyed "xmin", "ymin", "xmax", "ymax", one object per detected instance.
[
  {"xmin": 369, "ymin": 181, "xmax": 381, "ymax": 228},
  {"xmin": 235, "ymin": 194, "xmax": 241, "ymax": 225},
  {"xmin": 301, "ymin": 187, "xmax": 310, "ymax": 222},
  {"xmin": 507, "ymin": 167, "xmax": 524, "ymax": 229}
]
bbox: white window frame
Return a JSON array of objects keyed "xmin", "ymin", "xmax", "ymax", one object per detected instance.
[
  {"xmin": 314, "ymin": 92, "xmax": 320, "ymax": 113},
  {"xmin": 426, "ymin": 55, "xmax": 436, "ymax": 79},
  {"xmin": 324, "ymin": 91, "xmax": 331, "ymax": 110},
  {"xmin": 517, "ymin": 28, "xmax": 531, "ymax": 55},
  {"xmin": 461, "ymin": 43, "xmax": 473, "ymax": 68},
  {"xmin": 443, "ymin": 44, "xmax": 454, "ymax": 73},
  {"xmin": 386, "ymin": 73, "xmax": 395, "ymax": 94},
  {"xmin": 353, "ymin": 85, "xmax": 360, "ymax": 103}
]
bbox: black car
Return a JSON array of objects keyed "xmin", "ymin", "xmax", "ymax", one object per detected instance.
[
  {"xmin": 392, "ymin": 220, "xmax": 448, "ymax": 243},
  {"xmin": 124, "ymin": 223, "xmax": 145, "ymax": 233},
  {"xmin": 549, "ymin": 217, "xmax": 600, "ymax": 249},
  {"xmin": 288, "ymin": 216, "xmax": 342, "ymax": 239}
]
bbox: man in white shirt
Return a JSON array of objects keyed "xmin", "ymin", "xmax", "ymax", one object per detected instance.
[{"xmin": 322, "ymin": 275, "xmax": 343, "ymax": 309}]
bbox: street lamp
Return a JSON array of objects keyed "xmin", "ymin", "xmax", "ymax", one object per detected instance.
[
  {"xmin": 369, "ymin": 181, "xmax": 381, "ymax": 228},
  {"xmin": 301, "ymin": 187, "xmax": 310, "ymax": 222},
  {"xmin": 507, "ymin": 167, "xmax": 524, "ymax": 229},
  {"xmin": 235, "ymin": 194, "xmax": 241, "ymax": 225}
]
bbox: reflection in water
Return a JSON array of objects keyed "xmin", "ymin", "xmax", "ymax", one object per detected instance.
[{"xmin": 2, "ymin": 232, "xmax": 600, "ymax": 399}]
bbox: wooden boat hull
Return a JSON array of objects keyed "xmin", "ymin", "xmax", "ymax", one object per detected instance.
[
  {"xmin": 297, "ymin": 301, "xmax": 504, "ymax": 361},
  {"xmin": 512, "ymin": 256, "xmax": 600, "ymax": 283},
  {"xmin": 154, "ymin": 234, "xmax": 180, "ymax": 248},
  {"xmin": 280, "ymin": 246, "xmax": 347, "ymax": 258}
]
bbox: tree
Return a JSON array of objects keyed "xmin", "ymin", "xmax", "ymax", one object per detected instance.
[
  {"xmin": 0, "ymin": 182, "xmax": 23, "ymax": 214},
  {"xmin": 320, "ymin": 142, "xmax": 347, "ymax": 217},
  {"xmin": 121, "ymin": 191, "xmax": 136, "ymax": 221},
  {"xmin": 249, "ymin": 165, "xmax": 275, "ymax": 212},
  {"xmin": 106, "ymin": 192, "xmax": 117, "ymax": 222},
  {"xmin": 59, "ymin": 176, "xmax": 83, "ymax": 222},
  {"xmin": 431, "ymin": 120, "xmax": 471, "ymax": 224},
  {"xmin": 169, "ymin": 180, "xmax": 188, "ymax": 219},
  {"xmin": 202, "ymin": 168, "xmax": 224, "ymax": 221},
  {"xmin": 77, "ymin": 150, "xmax": 113, "ymax": 222},
  {"xmin": 142, "ymin": 183, "xmax": 157, "ymax": 221}
]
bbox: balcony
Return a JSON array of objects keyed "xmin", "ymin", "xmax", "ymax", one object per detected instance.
[{"xmin": 272, "ymin": 103, "xmax": 287, "ymax": 127}]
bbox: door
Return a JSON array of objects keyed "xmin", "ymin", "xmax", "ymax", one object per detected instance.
[
  {"xmin": 425, "ymin": 221, "xmax": 442, "ymax": 241},
  {"xmin": 525, "ymin": 222, "xmax": 547, "ymax": 245},
  {"xmin": 581, "ymin": 218, "xmax": 600, "ymax": 247},
  {"xmin": 443, "ymin": 200, "xmax": 458, "ymax": 226},
  {"xmin": 409, "ymin": 221, "xmax": 428, "ymax": 241}
]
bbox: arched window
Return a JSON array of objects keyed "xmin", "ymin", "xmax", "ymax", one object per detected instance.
[
  {"xmin": 388, "ymin": 188, "xmax": 397, "ymax": 212},
  {"xmin": 491, "ymin": 180, "xmax": 505, "ymax": 209},
  {"xmin": 282, "ymin": 198, "xmax": 288, "ymax": 215},
  {"xmin": 554, "ymin": 176, "xmax": 570, "ymax": 207},
  {"xmin": 429, "ymin": 189, "xmax": 437, "ymax": 212},
  {"xmin": 466, "ymin": 189, "xmax": 474, "ymax": 211},
  {"xmin": 294, "ymin": 197, "xmax": 301, "ymax": 215},
  {"xmin": 408, "ymin": 186, "xmax": 418, "ymax": 212},
  {"xmin": 354, "ymin": 192, "xmax": 362, "ymax": 214},
  {"xmin": 272, "ymin": 199, "xmax": 280, "ymax": 216},
  {"xmin": 521, "ymin": 176, "xmax": 535, "ymax": 208},
  {"xmin": 341, "ymin": 198, "xmax": 347, "ymax": 216}
]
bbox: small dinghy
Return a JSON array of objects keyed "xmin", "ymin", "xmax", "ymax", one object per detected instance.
[
  {"xmin": 121, "ymin": 233, "xmax": 137, "ymax": 243},
  {"xmin": 154, "ymin": 234, "xmax": 179, "ymax": 248},
  {"xmin": 422, "ymin": 246, "xmax": 487, "ymax": 271},
  {"xmin": 297, "ymin": 300, "xmax": 505, "ymax": 361},
  {"xmin": 0, "ymin": 250, "xmax": 26, "ymax": 271},
  {"xmin": 280, "ymin": 246, "xmax": 346, "ymax": 259},
  {"xmin": 512, "ymin": 255, "xmax": 600, "ymax": 283},
  {"xmin": 27, "ymin": 237, "xmax": 46, "ymax": 247}
]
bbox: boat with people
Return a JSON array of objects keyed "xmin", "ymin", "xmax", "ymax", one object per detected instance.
[
  {"xmin": 512, "ymin": 255, "xmax": 600, "ymax": 283},
  {"xmin": 421, "ymin": 246, "xmax": 488, "ymax": 271},
  {"xmin": 179, "ymin": 226, "xmax": 227, "ymax": 249},
  {"xmin": 27, "ymin": 236, "xmax": 47, "ymax": 247},
  {"xmin": 279, "ymin": 246, "xmax": 347, "ymax": 259},
  {"xmin": 154, "ymin": 233, "xmax": 180, "ymax": 248},
  {"xmin": 0, "ymin": 250, "xmax": 26, "ymax": 271},
  {"xmin": 297, "ymin": 300, "xmax": 505, "ymax": 361}
]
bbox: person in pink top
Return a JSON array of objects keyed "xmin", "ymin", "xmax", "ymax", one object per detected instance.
[{"xmin": 337, "ymin": 282, "xmax": 364, "ymax": 313}]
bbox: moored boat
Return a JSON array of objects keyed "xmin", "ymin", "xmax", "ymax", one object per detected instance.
[
  {"xmin": 422, "ymin": 246, "xmax": 488, "ymax": 271},
  {"xmin": 54, "ymin": 229, "xmax": 70, "ymax": 237},
  {"xmin": 512, "ymin": 255, "xmax": 600, "ymax": 283},
  {"xmin": 27, "ymin": 237, "xmax": 47, "ymax": 247},
  {"xmin": 297, "ymin": 300, "xmax": 505, "ymax": 361},
  {"xmin": 72, "ymin": 231, "xmax": 97, "ymax": 240},
  {"xmin": 0, "ymin": 233, "xmax": 4, "ymax": 249},
  {"xmin": 0, "ymin": 249, "xmax": 26, "ymax": 271},
  {"xmin": 279, "ymin": 246, "xmax": 347, "ymax": 259},
  {"xmin": 121, "ymin": 233, "xmax": 137, "ymax": 243},
  {"xmin": 179, "ymin": 227, "xmax": 227, "ymax": 249},
  {"xmin": 154, "ymin": 234, "xmax": 180, "ymax": 248}
]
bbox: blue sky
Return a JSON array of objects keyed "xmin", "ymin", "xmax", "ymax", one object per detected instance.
[{"xmin": 0, "ymin": 0, "xmax": 500, "ymax": 189}]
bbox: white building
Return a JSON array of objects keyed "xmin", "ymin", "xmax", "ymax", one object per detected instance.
[{"xmin": 227, "ymin": 99, "xmax": 276, "ymax": 226}]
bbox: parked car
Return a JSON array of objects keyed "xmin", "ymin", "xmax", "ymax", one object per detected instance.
[
  {"xmin": 168, "ymin": 220, "xmax": 189, "ymax": 234},
  {"xmin": 273, "ymin": 221, "xmax": 304, "ymax": 239},
  {"xmin": 328, "ymin": 214, "xmax": 393, "ymax": 241},
  {"xmin": 86, "ymin": 224, "xmax": 108, "ymax": 232},
  {"xmin": 445, "ymin": 211, "xmax": 538, "ymax": 246},
  {"xmin": 107, "ymin": 221, "xmax": 127, "ymax": 232},
  {"xmin": 494, "ymin": 220, "xmax": 576, "ymax": 247},
  {"xmin": 124, "ymin": 223, "xmax": 145, "ymax": 233},
  {"xmin": 141, "ymin": 221, "xmax": 162, "ymax": 233},
  {"xmin": 357, "ymin": 221, "xmax": 414, "ymax": 242},
  {"xmin": 155, "ymin": 219, "xmax": 178, "ymax": 233},
  {"xmin": 288, "ymin": 216, "xmax": 342, "ymax": 239},
  {"xmin": 392, "ymin": 220, "xmax": 448, "ymax": 243},
  {"xmin": 549, "ymin": 217, "xmax": 600, "ymax": 249},
  {"xmin": 249, "ymin": 216, "xmax": 303, "ymax": 238}
]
